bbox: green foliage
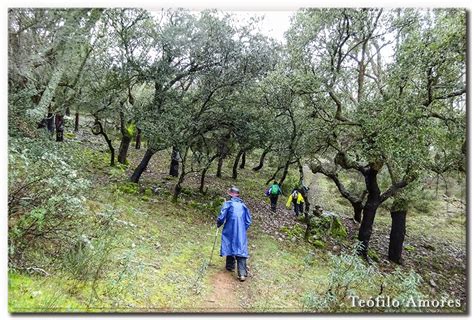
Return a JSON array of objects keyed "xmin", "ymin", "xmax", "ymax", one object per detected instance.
[
  {"xmin": 382, "ymin": 269, "xmax": 425, "ymax": 312},
  {"xmin": 280, "ymin": 224, "xmax": 305, "ymax": 239},
  {"xmin": 302, "ymin": 243, "xmax": 424, "ymax": 312},
  {"xmin": 114, "ymin": 182, "xmax": 140, "ymax": 195},
  {"xmin": 62, "ymin": 231, "xmax": 115, "ymax": 282},
  {"xmin": 143, "ymin": 188, "xmax": 153, "ymax": 197},
  {"xmin": 309, "ymin": 213, "xmax": 348, "ymax": 241},
  {"xmin": 188, "ymin": 195, "xmax": 225, "ymax": 216},
  {"xmin": 9, "ymin": 136, "xmax": 90, "ymax": 263},
  {"xmin": 7, "ymin": 7, "xmax": 466, "ymax": 314},
  {"xmin": 125, "ymin": 122, "xmax": 136, "ymax": 138},
  {"xmin": 367, "ymin": 249, "xmax": 380, "ymax": 263},
  {"xmin": 281, "ymin": 173, "xmax": 300, "ymax": 195},
  {"xmin": 309, "ymin": 239, "xmax": 326, "ymax": 249}
]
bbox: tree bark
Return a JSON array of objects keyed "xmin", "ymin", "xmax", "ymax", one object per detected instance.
[
  {"xmin": 216, "ymin": 156, "xmax": 224, "ymax": 178},
  {"xmin": 173, "ymin": 171, "xmax": 185, "ymax": 202},
  {"xmin": 173, "ymin": 148, "xmax": 188, "ymax": 202},
  {"xmin": 55, "ymin": 113, "xmax": 64, "ymax": 142},
  {"xmin": 239, "ymin": 151, "xmax": 246, "ymax": 169},
  {"xmin": 388, "ymin": 207, "xmax": 407, "ymax": 264},
  {"xmin": 266, "ymin": 165, "xmax": 284, "ymax": 186},
  {"xmin": 200, "ymin": 155, "xmax": 218, "ymax": 193},
  {"xmin": 118, "ymin": 111, "xmax": 131, "ymax": 165},
  {"xmin": 232, "ymin": 149, "xmax": 244, "ymax": 180},
  {"xmin": 130, "ymin": 148, "xmax": 155, "ymax": 183},
  {"xmin": 47, "ymin": 111, "xmax": 54, "ymax": 133},
  {"xmin": 91, "ymin": 119, "xmax": 115, "ymax": 166},
  {"xmin": 200, "ymin": 167, "xmax": 209, "ymax": 194},
  {"xmin": 169, "ymin": 146, "xmax": 180, "ymax": 177},
  {"xmin": 74, "ymin": 111, "xmax": 79, "ymax": 132},
  {"xmin": 351, "ymin": 201, "xmax": 364, "ymax": 223},
  {"xmin": 309, "ymin": 161, "xmax": 367, "ymax": 223},
  {"xmin": 279, "ymin": 158, "xmax": 292, "ymax": 186},
  {"xmin": 357, "ymin": 167, "xmax": 381, "ymax": 258},
  {"xmin": 253, "ymin": 147, "xmax": 271, "ymax": 171},
  {"xmin": 135, "ymin": 127, "xmax": 141, "ymax": 149},
  {"xmin": 216, "ymin": 134, "xmax": 230, "ymax": 178},
  {"xmin": 118, "ymin": 135, "xmax": 131, "ymax": 164}
]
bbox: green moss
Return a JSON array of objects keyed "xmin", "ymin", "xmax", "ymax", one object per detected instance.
[
  {"xmin": 404, "ymin": 245, "xmax": 416, "ymax": 252},
  {"xmin": 144, "ymin": 188, "xmax": 153, "ymax": 197},
  {"xmin": 310, "ymin": 239, "xmax": 326, "ymax": 249},
  {"xmin": 368, "ymin": 249, "xmax": 380, "ymax": 263},
  {"xmin": 8, "ymin": 272, "xmax": 85, "ymax": 312},
  {"xmin": 309, "ymin": 213, "xmax": 347, "ymax": 240},
  {"xmin": 64, "ymin": 132, "xmax": 76, "ymax": 139},
  {"xmin": 280, "ymin": 224, "xmax": 305, "ymax": 239},
  {"xmin": 330, "ymin": 216, "xmax": 348, "ymax": 239},
  {"xmin": 115, "ymin": 182, "xmax": 140, "ymax": 195}
]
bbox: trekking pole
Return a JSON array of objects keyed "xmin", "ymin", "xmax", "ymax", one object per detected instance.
[
  {"xmin": 208, "ymin": 226, "xmax": 220, "ymax": 266},
  {"xmin": 192, "ymin": 226, "xmax": 220, "ymax": 292}
]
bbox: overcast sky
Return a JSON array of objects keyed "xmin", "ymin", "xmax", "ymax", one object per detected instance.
[{"xmin": 234, "ymin": 11, "xmax": 295, "ymax": 42}]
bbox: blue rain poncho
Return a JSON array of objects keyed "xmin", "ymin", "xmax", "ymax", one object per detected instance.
[{"xmin": 216, "ymin": 197, "xmax": 252, "ymax": 258}]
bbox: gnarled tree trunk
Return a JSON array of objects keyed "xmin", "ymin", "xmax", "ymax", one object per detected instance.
[
  {"xmin": 74, "ymin": 111, "xmax": 79, "ymax": 132},
  {"xmin": 92, "ymin": 119, "xmax": 114, "ymax": 166},
  {"xmin": 253, "ymin": 146, "xmax": 271, "ymax": 171},
  {"xmin": 216, "ymin": 157, "xmax": 224, "ymax": 178},
  {"xmin": 117, "ymin": 111, "xmax": 131, "ymax": 165},
  {"xmin": 266, "ymin": 165, "xmax": 284, "ymax": 186},
  {"xmin": 278, "ymin": 157, "xmax": 294, "ymax": 186},
  {"xmin": 239, "ymin": 151, "xmax": 246, "ymax": 169},
  {"xmin": 169, "ymin": 146, "xmax": 180, "ymax": 177},
  {"xmin": 55, "ymin": 113, "xmax": 64, "ymax": 142},
  {"xmin": 130, "ymin": 148, "xmax": 155, "ymax": 182},
  {"xmin": 232, "ymin": 149, "xmax": 244, "ymax": 180},
  {"xmin": 118, "ymin": 136, "xmax": 131, "ymax": 164},
  {"xmin": 173, "ymin": 148, "xmax": 189, "ymax": 202},
  {"xmin": 388, "ymin": 198, "xmax": 408, "ymax": 264},
  {"xmin": 351, "ymin": 201, "xmax": 364, "ymax": 223},
  {"xmin": 200, "ymin": 155, "xmax": 219, "ymax": 193},
  {"xmin": 47, "ymin": 110, "xmax": 54, "ymax": 133},
  {"xmin": 216, "ymin": 134, "xmax": 230, "ymax": 178},
  {"xmin": 309, "ymin": 161, "xmax": 367, "ymax": 223},
  {"xmin": 357, "ymin": 167, "xmax": 381, "ymax": 259},
  {"xmin": 135, "ymin": 127, "xmax": 141, "ymax": 149}
]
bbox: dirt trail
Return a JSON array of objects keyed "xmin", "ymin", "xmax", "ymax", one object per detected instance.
[
  {"xmin": 202, "ymin": 267, "xmax": 244, "ymax": 312},
  {"xmin": 201, "ymin": 168, "xmax": 319, "ymax": 312}
]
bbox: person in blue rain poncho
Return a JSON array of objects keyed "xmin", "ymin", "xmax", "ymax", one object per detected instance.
[{"xmin": 216, "ymin": 186, "xmax": 252, "ymax": 282}]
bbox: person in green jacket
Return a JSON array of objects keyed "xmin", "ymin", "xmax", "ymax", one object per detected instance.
[{"xmin": 266, "ymin": 180, "xmax": 282, "ymax": 212}]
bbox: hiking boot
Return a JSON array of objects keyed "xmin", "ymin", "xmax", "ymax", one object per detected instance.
[
  {"xmin": 239, "ymin": 275, "xmax": 246, "ymax": 282},
  {"xmin": 226, "ymin": 268, "xmax": 234, "ymax": 272}
]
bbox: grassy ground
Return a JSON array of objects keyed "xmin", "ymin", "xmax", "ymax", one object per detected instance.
[
  {"xmin": 8, "ymin": 132, "xmax": 466, "ymax": 313},
  {"xmin": 8, "ymin": 143, "xmax": 332, "ymax": 312}
]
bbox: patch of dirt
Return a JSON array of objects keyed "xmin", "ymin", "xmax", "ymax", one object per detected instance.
[{"xmin": 202, "ymin": 269, "xmax": 244, "ymax": 312}]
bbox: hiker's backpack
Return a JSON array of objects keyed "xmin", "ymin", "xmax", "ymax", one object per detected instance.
[{"xmin": 270, "ymin": 184, "xmax": 280, "ymax": 195}]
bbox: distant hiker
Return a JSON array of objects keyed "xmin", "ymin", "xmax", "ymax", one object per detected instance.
[
  {"xmin": 286, "ymin": 188, "xmax": 305, "ymax": 217},
  {"xmin": 266, "ymin": 180, "xmax": 282, "ymax": 212},
  {"xmin": 217, "ymin": 186, "xmax": 252, "ymax": 282}
]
